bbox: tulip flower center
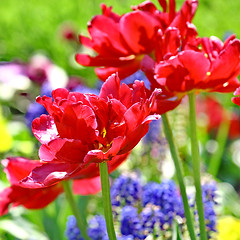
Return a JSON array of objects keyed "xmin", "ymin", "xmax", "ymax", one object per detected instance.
[{"xmin": 94, "ymin": 128, "xmax": 113, "ymax": 153}]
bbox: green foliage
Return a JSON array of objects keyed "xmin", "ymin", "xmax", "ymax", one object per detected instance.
[{"xmin": 1, "ymin": 0, "xmax": 239, "ymax": 84}]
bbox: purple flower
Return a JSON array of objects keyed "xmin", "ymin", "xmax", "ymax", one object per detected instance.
[
  {"xmin": 140, "ymin": 205, "xmax": 158, "ymax": 237},
  {"xmin": 65, "ymin": 215, "xmax": 84, "ymax": 240},
  {"xmin": 25, "ymin": 82, "xmax": 52, "ymax": 128},
  {"xmin": 118, "ymin": 235, "xmax": 134, "ymax": 240},
  {"xmin": 202, "ymin": 182, "xmax": 218, "ymax": 237},
  {"xmin": 143, "ymin": 119, "xmax": 162, "ymax": 145},
  {"xmin": 111, "ymin": 173, "xmax": 142, "ymax": 207},
  {"xmin": 120, "ymin": 206, "xmax": 142, "ymax": 238},
  {"xmin": 142, "ymin": 180, "xmax": 184, "ymax": 227},
  {"xmin": 87, "ymin": 215, "xmax": 108, "ymax": 240}
]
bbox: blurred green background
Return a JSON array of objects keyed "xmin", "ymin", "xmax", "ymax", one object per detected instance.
[{"xmin": 0, "ymin": 0, "xmax": 240, "ymax": 85}]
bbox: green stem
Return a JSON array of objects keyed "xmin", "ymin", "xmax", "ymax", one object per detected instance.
[
  {"xmin": 188, "ymin": 92, "xmax": 207, "ymax": 240},
  {"xmin": 208, "ymin": 115, "xmax": 230, "ymax": 177},
  {"xmin": 162, "ymin": 113, "xmax": 197, "ymax": 240},
  {"xmin": 99, "ymin": 161, "xmax": 117, "ymax": 240},
  {"xmin": 62, "ymin": 181, "xmax": 90, "ymax": 240}
]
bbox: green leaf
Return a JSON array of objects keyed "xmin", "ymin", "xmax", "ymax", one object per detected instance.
[
  {"xmin": 0, "ymin": 217, "xmax": 49, "ymax": 240},
  {"xmin": 172, "ymin": 221, "xmax": 184, "ymax": 240},
  {"xmin": 218, "ymin": 182, "xmax": 240, "ymax": 218}
]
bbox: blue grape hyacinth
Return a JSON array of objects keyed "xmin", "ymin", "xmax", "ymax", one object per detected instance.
[
  {"xmin": 111, "ymin": 173, "xmax": 142, "ymax": 207},
  {"xmin": 202, "ymin": 182, "xmax": 218, "ymax": 237},
  {"xmin": 65, "ymin": 215, "xmax": 84, "ymax": 240},
  {"xmin": 66, "ymin": 214, "xmax": 135, "ymax": 240},
  {"xmin": 66, "ymin": 178, "xmax": 218, "ymax": 240},
  {"xmin": 142, "ymin": 180, "xmax": 184, "ymax": 226},
  {"xmin": 120, "ymin": 206, "xmax": 142, "ymax": 238},
  {"xmin": 87, "ymin": 215, "xmax": 108, "ymax": 240},
  {"xmin": 143, "ymin": 119, "xmax": 162, "ymax": 145}
]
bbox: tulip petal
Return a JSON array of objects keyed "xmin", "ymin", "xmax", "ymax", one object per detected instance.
[
  {"xmin": 88, "ymin": 15, "xmax": 130, "ymax": 56},
  {"xmin": 39, "ymin": 138, "xmax": 89, "ymax": 164},
  {"xmin": 75, "ymin": 54, "xmax": 136, "ymax": 67},
  {"xmin": 83, "ymin": 137, "xmax": 124, "ymax": 165},
  {"xmin": 120, "ymin": 11, "xmax": 159, "ymax": 53},
  {"xmin": 178, "ymin": 50, "xmax": 210, "ymax": 83},
  {"xmin": 95, "ymin": 60, "xmax": 141, "ymax": 81},
  {"xmin": 0, "ymin": 184, "xmax": 63, "ymax": 216},
  {"xmin": 32, "ymin": 115, "xmax": 58, "ymax": 144},
  {"xmin": 207, "ymin": 39, "xmax": 240, "ymax": 80},
  {"xmin": 73, "ymin": 177, "xmax": 101, "ymax": 195},
  {"xmin": 55, "ymin": 103, "xmax": 98, "ymax": 143},
  {"xmin": 20, "ymin": 162, "xmax": 81, "ymax": 188},
  {"xmin": 2, "ymin": 157, "xmax": 41, "ymax": 185},
  {"xmin": 119, "ymin": 114, "xmax": 160, "ymax": 154},
  {"xmin": 99, "ymin": 73, "xmax": 120, "ymax": 100}
]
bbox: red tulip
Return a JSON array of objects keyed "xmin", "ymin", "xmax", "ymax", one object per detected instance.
[
  {"xmin": 0, "ymin": 157, "xmax": 106, "ymax": 216},
  {"xmin": 232, "ymin": 87, "xmax": 240, "ymax": 106},
  {"xmin": 153, "ymin": 36, "xmax": 240, "ymax": 107},
  {"xmin": 20, "ymin": 74, "xmax": 160, "ymax": 188},
  {"xmin": 197, "ymin": 96, "xmax": 240, "ymax": 139},
  {"xmin": 75, "ymin": 0, "xmax": 198, "ymax": 80},
  {"xmin": 0, "ymin": 157, "xmax": 63, "ymax": 216}
]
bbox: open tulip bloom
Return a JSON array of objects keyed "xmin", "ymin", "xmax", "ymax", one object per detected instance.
[
  {"xmin": 75, "ymin": 0, "xmax": 240, "ymax": 115},
  {"xmin": 0, "ymin": 73, "xmax": 160, "ymax": 239},
  {"xmin": 75, "ymin": 0, "xmax": 198, "ymax": 81},
  {"xmin": 74, "ymin": 0, "xmax": 240, "ymax": 239},
  {"xmin": 0, "ymin": 73, "xmax": 159, "ymax": 208},
  {"xmin": 17, "ymin": 74, "xmax": 160, "ymax": 189}
]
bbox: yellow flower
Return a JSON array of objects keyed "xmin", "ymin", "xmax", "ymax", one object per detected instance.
[
  {"xmin": 217, "ymin": 216, "xmax": 240, "ymax": 240},
  {"xmin": 0, "ymin": 106, "xmax": 12, "ymax": 152},
  {"xmin": 0, "ymin": 119, "xmax": 12, "ymax": 152}
]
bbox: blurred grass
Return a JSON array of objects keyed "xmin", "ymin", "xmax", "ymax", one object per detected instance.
[
  {"xmin": 0, "ymin": 0, "xmax": 240, "ymax": 85},
  {"xmin": 193, "ymin": 0, "xmax": 240, "ymax": 39},
  {"xmin": 0, "ymin": 0, "xmax": 158, "ymax": 85}
]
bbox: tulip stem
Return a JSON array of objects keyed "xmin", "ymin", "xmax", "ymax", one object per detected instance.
[
  {"xmin": 99, "ymin": 161, "xmax": 117, "ymax": 240},
  {"xmin": 162, "ymin": 113, "xmax": 197, "ymax": 240},
  {"xmin": 188, "ymin": 92, "xmax": 207, "ymax": 240},
  {"xmin": 62, "ymin": 181, "xmax": 90, "ymax": 240}
]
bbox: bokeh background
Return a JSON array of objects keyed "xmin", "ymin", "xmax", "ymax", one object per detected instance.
[
  {"xmin": 1, "ymin": 0, "xmax": 240, "ymax": 84},
  {"xmin": 1, "ymin": 0, "xmax": 240, "ymax": 239}
]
